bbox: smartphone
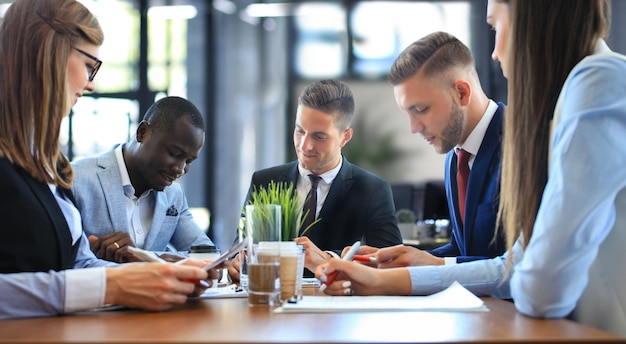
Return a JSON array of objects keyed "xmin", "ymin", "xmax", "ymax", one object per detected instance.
[
  {"xmin": 126, "ymin": 246, "xmax": 167, "ymax": 263},
  {"xmin": 202, "ymin": 237, "xmax": 249, "ymax": 271}
]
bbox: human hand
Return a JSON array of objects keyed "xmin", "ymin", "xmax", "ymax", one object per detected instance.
[
  {"xmin": 342, "ymin": 244, "xmax": 379, "ymax": 257},
  {"xmin": 314, "ymin": 259, "xmax": 411, "ymax": 296},
  {"xmin": 104, "ymin": 262, "xmax": 208, "ymax": 310},
  {"xmin": 294, "ymin": 236, "xmax": 331, "ymax": 271},
  {"xmin": 88, "ymin": 232, "xmax": 135, "ymax": 263},
  {"xmin": 176, "ymin": 258, "xmax": 229, "ymax": 295},
  {"xmin": 374, "ymin": 245, "xmax": 444, "ymax": 268},
  {"xmin": 227, "ymin": 253, "xmax": 241, "ymax": 282}
]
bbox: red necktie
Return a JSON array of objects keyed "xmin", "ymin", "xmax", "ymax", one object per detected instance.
[
  {"xmin": 456, "ymin": 149, "xmax": 471, "ymax": 223},
  {"xmin": 300, "ymin": 175, "xmax": 321, "ymax": 235}
]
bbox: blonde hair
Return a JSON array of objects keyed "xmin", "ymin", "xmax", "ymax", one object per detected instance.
[{"xmin": 0, "ymin": 0, "xmax": 103, "ymax": 188}]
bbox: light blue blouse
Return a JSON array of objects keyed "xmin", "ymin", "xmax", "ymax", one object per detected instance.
[{"xmin": 409, "ymin": 44, "xmax": 626, "ymax": 337}]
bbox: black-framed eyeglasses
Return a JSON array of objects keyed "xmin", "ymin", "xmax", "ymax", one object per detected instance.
[{"xmin": 73, "ymin": 47, "xmax": 102, "ymax": 82}]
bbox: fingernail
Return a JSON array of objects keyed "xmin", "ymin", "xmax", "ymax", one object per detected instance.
[
  {"xmin": 320, "ymin": 276, "xmax": 327, "ymax": 282},
  {"xmin": 343, "ymin": 288, "xmax": 354, "ymax": 296},
  {"xmin": 341, "ymin": 281, "xmax": 351, "ymax": 288}
]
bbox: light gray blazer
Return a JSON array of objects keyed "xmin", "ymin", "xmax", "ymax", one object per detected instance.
[{"xmin": 71, "ymin": 146, "xmax": 213, "ymax": 253}]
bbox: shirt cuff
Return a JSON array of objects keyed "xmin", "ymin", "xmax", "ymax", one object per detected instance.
[
  {"xmin": 64, "ymin": 267, "xmax": 106, "ymax": 313},
  {"xmin": 444, "ymin": 257, "xmax": 457, "ymax": 265},
  {"xmin": 325, "ymin": 250, "xmax": 340, "ymax": 259}
]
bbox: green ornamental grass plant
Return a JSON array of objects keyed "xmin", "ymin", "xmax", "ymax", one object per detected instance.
[{"xmin": 247, "ymin": 180, "xmax": 319, "ymax": 241}]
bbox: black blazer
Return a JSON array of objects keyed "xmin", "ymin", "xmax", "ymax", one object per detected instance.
[
  {"xmin": 0, "ymin": 158, "xmax": 78, "ymax": 273},
  {"xmin": 242, "ymin": 157, "xmax": 402, "ymax": 252}
]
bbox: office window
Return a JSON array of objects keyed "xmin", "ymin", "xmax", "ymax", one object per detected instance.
[
  {"xmin": 148, "ymin": 7, "xmax": 192, "ymax": 95},
  {"xmin": 293, "ymin": 1, "xmax": 471, "ymax": 79},
  {"xmin": 62, "ymin": 98, "xmax": 139, "ymax": 161},
  {"xmin": 82, "ymin": 0, "xmax": 139, "ymax": 93},
  {"xmin": 294, "ymin": 3, "xmax": 347, "ymax": 78},
  {"xmin": 61, "ymin": 0, "xmax": 194, "ymax": 160},
  {"xmin": 352, "ymin": 1, "xmax": 471, "ymax": 78}
]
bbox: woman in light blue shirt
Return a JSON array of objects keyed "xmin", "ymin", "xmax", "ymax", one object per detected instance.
[{"xmin": 316, "ymin": 0, "xmax": 626, "ymax": 337}]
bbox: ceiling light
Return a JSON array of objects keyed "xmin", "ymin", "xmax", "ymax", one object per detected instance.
[
  {"xmin": 148, "ymin": 5, "xmax": 198, "ymax": 20},
  {"xmin": 246, "ymin": 3, "xmax": 295, "ymax": 18}
]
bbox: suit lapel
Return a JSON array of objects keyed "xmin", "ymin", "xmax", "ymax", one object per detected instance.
[
  {"xmin": 447, "ymin": 152, "xmax": 464, "ymax": 236},
  {"xmin": 21, "ymin": 171, "xmax": 74, "ymax": 268},
  {"xmin": 313, "ymin": 158, "xmax": 352, "ymax": 239},
  {"xmin": 463, "ymin": 104, "xmax": 504, "ymax": 249},
  {"xmin": 96, "ymin": 151, "xmax": 130, "ymax": 235}
]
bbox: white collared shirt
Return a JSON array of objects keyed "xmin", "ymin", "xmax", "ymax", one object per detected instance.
[
  {"xmin": 297, "ymin": 157, "xmax": 343, "ymax": 220},
  {"xmin": 455, "ymin": 99, "xmax": 498, "ymax": 169},
  {"xmin": 48, "ymin": 184, "xmax": 82, "ymax": 245},
  {"xmin": 114, "ymin": 145, "xmax": 155, "ymax": 248}
]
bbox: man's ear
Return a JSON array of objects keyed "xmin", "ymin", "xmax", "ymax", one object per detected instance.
[
  {"xmin": 136, "ymin": 120, "xmax": 151, "ymax": 142},
  {"xmin": 454, "ymin": 79, "xmax": 472, "ymax": 107},
  {"xmin": 340, "ymin": 127, "xmax": 353, "ymax": 148}
]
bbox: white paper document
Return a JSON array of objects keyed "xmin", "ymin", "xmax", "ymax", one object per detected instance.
[
  {"xmin": 274, "ymin": 281, "xmax": 488, "ymax": 313},
  {"xmin": 195, "ymin": 284, "xmax": 248, "ymax": 299}
]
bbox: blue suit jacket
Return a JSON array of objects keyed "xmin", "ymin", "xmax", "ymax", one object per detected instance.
[
  {"xmin": 429, "ymin": 102, "xmax": 506, "ymax": 262},
  {"xmin": 242, "ymin": 157, "xmax": 402, "ymax": 252},
  {"xmin": 71, "ymin": 146, "xmax": 213, "ymax": 253}
]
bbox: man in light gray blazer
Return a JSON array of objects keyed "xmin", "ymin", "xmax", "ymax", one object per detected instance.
[{"xmin": 72, "ymin": 96, "xmax": 213, "ymax": 263}]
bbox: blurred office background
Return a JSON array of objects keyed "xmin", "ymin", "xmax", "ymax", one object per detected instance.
[{"xmin": 1, "ymin": 0, "xmax": 624, "ymax": 250}]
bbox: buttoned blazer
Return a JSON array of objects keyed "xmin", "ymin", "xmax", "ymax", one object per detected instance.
[
  {"xmin": 431, "ymin": 102, "xmax": 506, "ymax": 262},
  {"xmin": 242, "ymin": 157, "xmax": 402, "ymax": 252},
  {"xmin": 71, "ymin": 147, "xmax": 212, "ymax": 252},
  {"xmin": 0, "ymin": 158, "xmax": 78, "ymax": 272}
]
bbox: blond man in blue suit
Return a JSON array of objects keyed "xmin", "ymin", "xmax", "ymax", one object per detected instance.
[{"xmin": 72, "ymin": 96, "xmax": 213, "ymax": 263}]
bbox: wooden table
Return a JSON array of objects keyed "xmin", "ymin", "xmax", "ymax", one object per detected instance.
[{"xmin": 0, "ymin": 293, "xmax": 623, "ymax": 343}]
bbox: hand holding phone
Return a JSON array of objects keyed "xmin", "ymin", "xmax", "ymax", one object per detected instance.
[
  {"xmin": 202, "ymin": 237, "xmax": 249, "ymax": 271},
  {"xmin": 126, "ymin": 246, "xmax": 210, "ymax": 288}
]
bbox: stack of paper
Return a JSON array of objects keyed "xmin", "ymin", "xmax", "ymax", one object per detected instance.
[{"xmin": 274, "ymin": 281, "xmax": 488, "ymax": 313}]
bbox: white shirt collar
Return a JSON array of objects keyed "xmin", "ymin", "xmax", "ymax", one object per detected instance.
[
  {"xmin": 114, "ymin": 144, "xmax": 152, "ymax": 199},
  {"xmin": 456, "ymin": 99, "xmax": 498, "ymax": 157},
  {"xmin": 298, "ymin": 156, "xmax": 343, "ymax": 185}
]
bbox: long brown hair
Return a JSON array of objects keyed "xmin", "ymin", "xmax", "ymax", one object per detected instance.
[
  {"xmin": 497, "ymin": 0, "xmax": 610, "ymax": 266},
  {"xmin": 0, "ymin": 0, "xmax": 103, "ymax": 188}
]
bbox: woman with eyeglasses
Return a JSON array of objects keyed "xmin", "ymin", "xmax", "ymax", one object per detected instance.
[
  {"xmin": 0, "ymin": 0, "xmax": 220, "ymax": 319},
  {"xmin": 315, "ymin": 0, "xmax": 626, "ymax": 337}
]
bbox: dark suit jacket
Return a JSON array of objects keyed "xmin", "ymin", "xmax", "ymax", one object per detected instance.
[
  {"xmin": 242, "ymin": 157, "xmax": 402, "ymax": 253},
  {"xmin": 429, "ymin": 102, "xmax": 506, "ymax": 263},
  {"xmin": 0, "ymin": 158, "xmax": 78, "ymax": 273}
]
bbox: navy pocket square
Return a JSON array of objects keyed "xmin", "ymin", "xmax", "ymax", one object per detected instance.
[{"xmin": 166, "ymin": 205, "xmax": 179, "ymax": 216}]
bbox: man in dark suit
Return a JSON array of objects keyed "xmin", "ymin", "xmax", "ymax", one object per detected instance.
[
  {"xmin": 359, "ymin": 32, "xmax": 506, "ymax": 268},
  {"xmin": 228, "ymin": 80, "xmax": 402, "ymax": 279}
]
